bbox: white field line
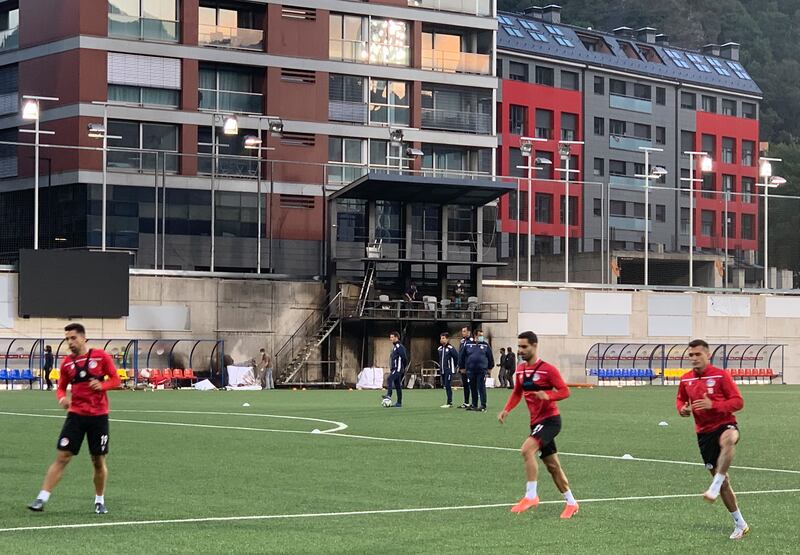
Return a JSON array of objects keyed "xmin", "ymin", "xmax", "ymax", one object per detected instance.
[
  {"xmin": 2, "ymin": 489, "xmax": 800, "ymax": 534},
  {"xmin": 3, "ymin": 411, "xmax": 800, "ymax": 476}
]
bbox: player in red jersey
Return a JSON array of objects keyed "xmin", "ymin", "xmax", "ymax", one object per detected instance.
[
  {"xmin": 498, "ymin": 331, "xmax": 578, "ymax": 519},
  {"xmin": 677, "ymin": 339, "xmax": 748, "ymax": 540},
  {"xmin": 28, "ymin": 323, "xmax": 121, "ymax": 514}
]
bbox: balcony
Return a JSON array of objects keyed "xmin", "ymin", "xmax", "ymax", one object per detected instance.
[
  {"xmin": 329, "ymin": 100, "xmax": 368, "ymax": 124},
  {"xmin": 609, "ymin": 215, "xmax": 651, "ymax": 232},
  {"xmin": 609, "ymin": 174, "xmax": 645, "ymax": 191},
  {"xmin": 610, "ymin": 134, "xmax": 652, "ymax": 152},
  {"xmin": 108, "ymin": 14, "xmax": 180, "ymax": 42},
  {"xmin": 330, "ymin": 39, "xmax": 410, "ymax": 66},
  {"xmin": 407, "ymin": 0, "xmax": 492, "ymax": 16},
  {"xmin": 421, "ymin": 108, "xmax": 491, "ymax": 134},
  {"xmin": 609, "ymin": 94, "xmax": 652, "ymax": 114},
  {"xmin": 198, "ymin": 24, "xmax": 263, "ymax": 51},
  {"xmin": 0, "ymin": 91, "xmax": 17, "ymax": 116},
  {"xmin": 422, "ymin": 50, "xmax": 491, "ymax": 75},
  {"xmin": 199, "ymin": 89, "xmax": 263, "ymax": 114},
  {"xmin": 327, "ymin": 164, "xmax": 368, "ymax": 185},
  {"xmin": 0, "ymin": 26, "xmax": 18, "ymax": 52}
]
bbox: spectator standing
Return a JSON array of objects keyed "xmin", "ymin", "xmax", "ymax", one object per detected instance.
[{"xmin": 43, "ymin": 345, "xmax": 54, "ymax": 391}]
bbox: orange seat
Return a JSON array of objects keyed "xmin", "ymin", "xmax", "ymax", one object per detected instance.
[
  {"xmin": 183, "ymin": 369, "xmax": 196, "ymax": 383},
  {"xmin": 162, "ymin": 369, "xmax": 173, "ymax": 380},
  {"xmin": 150, "ymin": 369, "xmax": 163, "ymax": 381}
]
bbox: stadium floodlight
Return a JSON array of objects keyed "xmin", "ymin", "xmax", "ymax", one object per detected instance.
[
  {"xmin": 682, "ymin": 151, "xmax": 712, "ymax": 287},
  {"xmin": 636, "ymin": 146, "xmax": 666, "ymax": 286},
  {"xmin": 267, "ymin": 118, "xmax": 284, "ymax": 137},
  {"xmin": 243, "ymin": 135, "xmax": 262, "ymax": 149},
  {"xmin": 406, "ymin": 147, "xmax": 424, "ymax": 157},
  {"xmin": 222, "ymin": 115, "xmax": 239, "ymax": 135},
  {"xmin": 758, "ymin": 156, "xmax": 784, "ymax": 288}
]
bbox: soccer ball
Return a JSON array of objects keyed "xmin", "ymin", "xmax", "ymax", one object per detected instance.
[{"xmin": 381, "ymin": 397, "xmax": 393, "ymax": 408}]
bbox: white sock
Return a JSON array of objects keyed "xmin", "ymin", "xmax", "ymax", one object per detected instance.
[
  {"xmin": 95, "ymin": 495, "xmax": 104, "ymax": 505},
  {"xmin": 525, "ymin": 481, "xmax": 538, "ymax": 499},
  {"xmin": 38, "ymin": 490, "xmax": 51, "ymax": 502},
  {"xmin": 731, "ymin": 509, "xmax": 747, "ymax": 528},
  {"xmin": 563, "ymin": 489, "xmax": 577, "ymax": 505},
  {"xmin": 709, "ymin": 473, "xmax": 726, "ymax": 495}
]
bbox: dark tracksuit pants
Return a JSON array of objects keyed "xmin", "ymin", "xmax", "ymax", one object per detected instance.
[
  {"xmin": 468, "ymin": 368, "xmax": 487, "ymax": 408},
  {"xmin": 442, "ymin": 371, "xmax": 453, "ymax": 404},
  {"xmin": 459, "ymin": 371, "xmax": 470, "ymax": 404},
  {"xmin": 386, "ymin": 371, "xmax": 404, "ymax": 404}
]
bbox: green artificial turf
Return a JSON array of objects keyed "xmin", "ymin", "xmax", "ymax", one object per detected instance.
[{"xmin": 1, "ymin": 386, "xmax": 798, "ymax": 554}]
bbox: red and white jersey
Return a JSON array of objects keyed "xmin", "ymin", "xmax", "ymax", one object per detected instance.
[
  {"xmin": 56, "ymin": 349, "xmax": 120, "ymax": 417},
  {"xmin": 503, "ymin": 359, "xmax": 570, "ymax": 425},
  {"xmin": 676, "ymin": 365, "xmax": 743, "ymax": 434}
]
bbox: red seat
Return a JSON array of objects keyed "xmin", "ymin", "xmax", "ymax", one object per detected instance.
[
  {"xmin": 172, "ymin": 369, "xmax": 184, "ymax": 386},
  {"xmin": 183, "ymin": 369, "xmax": 196, "ymax": 383},
  {"xmin": 765, "ymin": 368, "xmax": 774, "ymax": 377},
  {"xmin": 162, "ymin": 369, "xmax": 173, "ymax": 380},
  {"xmin": 730, "ymin": 369, "xmax": 740, "ymax": 377},
  {"xmin": 150, "ymin": 369, "xmax": 163, "ymax": 381}
]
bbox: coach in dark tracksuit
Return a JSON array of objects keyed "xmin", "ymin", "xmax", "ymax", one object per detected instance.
[
  {"xmin": 458, "ymin": 328, "xmax": 493, "ymax": 411},
  {"xmin": 384, "ymin": 331, "xmax": 409, "ymax": 408},
  {"xmin": 437, "ymin": 333, "xmax": 459, "ymax": 408},
  {"xmin": 504, "ymin": 347, "xmax": 517, "ymax": 389},
  {"xmin": 458, "ymin": 327, "xmax": 472, "ymax": 408}
]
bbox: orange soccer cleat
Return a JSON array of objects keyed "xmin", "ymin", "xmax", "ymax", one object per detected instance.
[
  {"xmin": 510, "ymin": 496, "xmax": 539, "ymax": 513},
  {"xmin": 560, "ymin": 503, "xmax": 579, "ymax": 519}
]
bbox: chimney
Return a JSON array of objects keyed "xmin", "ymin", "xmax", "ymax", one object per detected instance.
[
  {"xmin": 523, "ymin": 6, "xmax": 544, "ymax": 20},
  {"xmin": 655, "ymin": 33, "xmax": 669, "ymax": 46},
  {"xmin": 702, "ymin": 44, "xmax": 720, "ymax": 56},
  {"xmin": 612, "ymin": 26, "xmax": 633, "ymax": 38},
  {"xmin": 720, "ymin": 42, "xmax": 740, "ymax": 61},
  {"xmin": 542, "ymin": 4, "xmax": 561, "ymax": 24},
  {"xmin": 636, "ymin": 27, "xmax": 657, "ymax": 44}
]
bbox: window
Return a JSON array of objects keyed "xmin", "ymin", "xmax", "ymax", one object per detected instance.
[
  {"xmin": 742, "ymin": 102, "xmax": 756, "ymax": 119},
  {"xmin": 559, "ymin": 196, "xmax": 578, "ymax": 225},
  {"xmin": 369, "ymin": 79, "xmax": 409, "ymax": 126},
  {"xmin": 593, "ymin": 117, "xmax": 604, "ymax": 136},
  {"xmin": 655, "ymin": 204, "xmax": 666, "ymax": 222},
  {"xmin": 594, "ymin": 76, "xmax": 604, "ymax": 95},
  {"xmin": 508, "ymin": 191, "xmax": 528, "ymax": 221},
  {"xmin": 609, "ymin": 79, "xmax": 626, "ymax": 96},
  {"xmin": 518, "ymin": 19, "xmax": 539, "ymax": 31},
  {"xmin": 656, "ymin": 126, "xmax": 666, "ymax": 145},
  {"xmin": 701, "ymin": 174, "xmax": 716, "ymax": 199},
  {"xmin": 198, "ymin": 3, "xmax": 262, "ymax": 49},
  {"xmin": 497, "ymin": 15, "xmax": 513, "ymax": 25},
  {"xmin": 634, "ymin": 163, "xmax": 645, "ymax": 176},
  {"xmin": 534, "ymin": 151, "xmax": 553, "ymax": 179},
  {"xmin": 107, "ymin": 120, "xmax": 178, "ymax": 172},
  {"xmin": 680, "ymin": 130, "xmax": 695, "ymax": 153},
  {"xmin": 561, "ymin": 71, "xmax": 579, "ymax": 91},
  {"xmin": 509, "ymin": 61, "xmax": 528, "ymax": 82},
  {"xmin": 535, "ymin": 109, "xmax": 552, "ymax": 139},
  {"xmin": 722, "ymin": 174, "xmax": 735, "ymax": 201},
  {"xmin": 503, "ymin": 26, "xmax": 524, "ymax": 38},
  {"xmin": 330, "ymin": 15, "xmax": 409, "ymax": 66},
  {"xmin": 560, "ymin": 113, "xmax": 577, "ymax": 141},
  {"xmin": 687, "ymin": 53, "xmax": 711, "ymax": 72},
  {"xmin": 741, "ymin": 214, "xmax": 755, "ymax": 239},
  {"xmin": 721, "ymin": 137, "xmax": 735, "ymax": 164},
  {"xmin": 680, "ymin": 92, "xmax": 696, "ymax": 109},
  {"xmin": 593, "ymin": 158, "xmax": 604, "ymax": 176},
  {"xmin": 680, "ymin": 207, "xmax": 690, "ymax": 235},
  {"xmin": 656, "ymin": 87, "xmax": 666, "ymax": 105},
  {"xmin": 535, "ymin": 193, "xmax": 552, "ymax": 223},
  {"xmin": 726, "ymin": 213, "xmax": 736, "ymax": 238},
  {"xmin": 528, "ymin": 31, "xmax": 549, "ymax": 42},
  {"xmin": 554, "ymin": 36, "xmax": 575, "ymax": 47},
  {"xmin": 593, "ymin": 198, "xmax": 602, "ymax": 216},
  {"xmin": 741, "ymin": 140, "xmax": 755, "ymax": 166},
  {"xmin": 544, "ymin": 24, "xmax": 564, "ymax": 36},
  {"xmin": 664, "ymin": 48, "xmax": 690, "ymax": 69},
  {"xmin": 609, "ymin": 119, "xmax": 626, "ymax": 136},
  {"xmin": 329, "ymin": 74, "xmax": 365, "ymax": 122},
  {"xmin": 108, "ymin": 85, "xmax": 179, "ymax": 107},
  {"xmin": 633, "ymin": 123, "xmax": 651, "ymax": 140},
  {"xmin": 328, "ymin": 136, "xmax": 364, "ymax": 183},
  {"xmin": 680, "ymin": 169, "xmax": 690, "ymax": 196},
  {"xmin": 108, "ymin": 0, "xmax": 179, "ymax": 41},
  {"xmin": 610, "ymin": 200, "xmax": 626, "ymax": 216},
  {"xmin": 633, "ymin": 83, "xmax": 651, "ymax": 100},
  {"xmin": 701, "ymin": 134, "xmax": 716, "ymax": 156},
  {"xmin": 726, "ymin": 61, "xmax": 751, "ymax": 80},
  {"xmin": 509, "ymin": 104, "xmax": 527, "ymax": 135},
  {"xmin": 722, "ymin": 99, "xmax": 736, "ymax": 116},
  {"xmin": 609, "ymin": 160, "xmax": 626, "ymax": 176},
  {"xmin": 701, "ymin": 95, "xmax": 717, "ymax": 113},
  {"xmin": 742, "ymin": 177, "xmax": 755, "ymax": 203},
  {"xmin": 508, "ymin": 148, "xmax": 525, "ymax": 178},
  {"xmin": 535, "ymin": 66, "xmax": 554, "ymax": 86},
  {"xmin": 707, "ymin": 57, "xmax": 731, "ymax": 76},
  {"xmin": 199, "ymin": 64, "xmax": 263, "ymax": 113}
]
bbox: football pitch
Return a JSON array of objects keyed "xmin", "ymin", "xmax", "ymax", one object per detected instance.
[{"xmin": 2, "ymin": 386, "xmax": 799, "ymax": 554}]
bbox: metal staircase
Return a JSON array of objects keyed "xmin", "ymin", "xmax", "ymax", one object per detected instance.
[{"xmin": 276, "ymin": 292, "xmax": 343, "ymax": 385}]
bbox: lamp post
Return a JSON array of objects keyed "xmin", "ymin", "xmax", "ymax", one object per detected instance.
[
  {"xmin": 681, "ymin": 151, "xmax": 712, "ymax": 287},
  {"xmin": 758, "ymin": 156, "xmax": 785, "ymax": 288},
  {"xmin": 210, "ymin": 113, "xmax": 239, "ymax": 272},
  {"xmin": 20, "ymin": 95, "xmax": 59, "ymax": 250},
  {"xmin": 555, "ymin": 140, "xmax": 584, "ymax": 284},
  {"xmin": 635, "ymin": 146, "xmax": 667, "ymax": 286},
  {"xmin": 87, "ymin": 102, "xmax": 122, "ymax": 251},
  {"xmin": 518, "ymin": 136, "xmax": 548, "ymax": 283}
]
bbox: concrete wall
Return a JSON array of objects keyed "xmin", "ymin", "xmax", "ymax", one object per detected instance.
[{"xmin": 481, "ymin": 284, "xmax": 800, "ymax": 384}]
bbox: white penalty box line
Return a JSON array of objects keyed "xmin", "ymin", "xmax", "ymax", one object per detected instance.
[{"xmin": 2, "ymin": 489, "xmax": 800, "ymax": 534}]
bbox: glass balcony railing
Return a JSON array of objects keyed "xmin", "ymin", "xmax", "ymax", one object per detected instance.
[
  {"xmin": 609, "ymin": 93, "xmax": 653, "ymax": 114},
  {"xmin": 609, "ymin": 174, "xmax": 645, "ymax": 191},
  {"xmin": 609, "ymin": 215, "xmax": 651, "ymax": 232},
  {"xmin": 329, "ymin": 39, "xmax": 410, "ymax": 66},
  {"xmin": 421, "ymin": 108, "xmax": 492, "ymax": 134},
  {"xmin": 327, "ymin": 164, "xmax": 368, "ymax": 185},
  {"xmin": 422, "ymin": 49, "xmax": 491, "ymax": 75},
  {"xmin": 609, "ymin": 134, "xmax": 653, "ymax": 152},
  {"xmin": 108, "ymin": 14, "xmax": 179, "ymax": 42},
  {"xmin": 407, "ymin": 0, "xmax": 492, "ymax": 16},
  {"xmin": 199, "ymin": 89, "xmax": 263, "ymax": 114},
  {"xmin": 198, "ymin": 24, "xmax": 263, "ymax": 51},
  {"xmin": 328, "ymin": 100, "xmax": 368, "ymax": 124},
  {"xmin": 0, "ymin": 27, "xmax": 18, "ymax": 52}
]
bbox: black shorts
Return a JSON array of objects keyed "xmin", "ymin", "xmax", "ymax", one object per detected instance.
[
  {"xmin": 530, "ymin": 415, "xmax": 562, "ymax": 459},
  {"xmin": 697, "ymin": 423, "xmax": 739, "ymax": 470},
  {"xmin": 57, "ymin": 413, "xmax": 110, "ymax": 456}
]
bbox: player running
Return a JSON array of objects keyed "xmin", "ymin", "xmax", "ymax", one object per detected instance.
[
  {"xmin": 498, "ymin": 331, "xmax": 578, "ymax": 518},
  {"xmin": 28, "ymin": 323, "xmax": 121, "ymax": 514},
  {"xmin": 677, "ymin": 339, "xmax": 749, "ymax": 540}
]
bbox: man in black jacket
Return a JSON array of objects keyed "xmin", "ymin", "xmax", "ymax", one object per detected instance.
[
  {"xmin": 383, "ymin": 331, "xmax": 409, "ymax": 408},
  {"xmin": 458, "ymin": 328, "xmax": 494, "ymax": 412},
  {"xmin": 497, "ymin": 348, "xmax": 508, "ymax": 388},
  {"xmin": 504, "ymin": 346, "xmax": 517, "ymax": 389}
]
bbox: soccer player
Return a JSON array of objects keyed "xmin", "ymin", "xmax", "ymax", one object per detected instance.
[
  {"xmin": 457, "ymin": 326, "xmax": 472, "ymax": 408},
  {"xmin": 677, "ymin": 339, "xmax": 748, "ymax": 540},
  {"xmin": 383, "ymin": 331, "xmax": 408, "ymax": 408},
  {"xmin": 437, "ymin": 332, "xmax": 459, "ymax": 408},
  {"xmin": 458, "ymin": 327, "xmax": 493, "ymax": 412},
  {"xmin": 498, "ymin": 331, "xmax": 578, "ymax": 519},
  {"xmin": 28, "ymin": 323, "xmax": 121, "ymax": 514}
]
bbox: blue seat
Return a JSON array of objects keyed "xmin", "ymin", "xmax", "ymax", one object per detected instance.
[
  {"xmin": 0, "ymin": 368, "xmax": 8, "ymax": 383},
  {"xmin": 588, "ymin": 368, "xmax": 598, "ymax": 376},
  {"xmin": 10, "ymin": 369, "xmax": 21, "ymax": 380},
  {"xmin": 613, "ymin": 369, "xmax": 622, "ymax": 378},
  {"xmin": 598, "ymin": 369, "xmax": 607, "ymax": 379},
  {"xmin": 21, "ymin": 368, "xmax": 34, "ymax": 381}
]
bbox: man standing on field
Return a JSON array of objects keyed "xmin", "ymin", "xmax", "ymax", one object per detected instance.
[
  {"xmin": 28, "ymin": 323, "xmax": 121, "ymax": 514},
  {"xmin": 498, "ymin": 331, "xmax": 578, "ymax": 518},
  {"xmin": 677, "ymin": 339, "xmax": 749, "ymax": 540}
]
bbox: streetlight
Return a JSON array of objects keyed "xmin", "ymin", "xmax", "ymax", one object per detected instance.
[
  {"xmin": 555, "ymin": 140, "xmax": 584, "ymax": 284},
  {"xmin": 681, "ymin": 151, "xmax": 712, "ymax": 287},
  {"xmin": 210, "ymin": 113, "xmax": 240, "ymax": 272},
  {"xmin": 87, "ymin": 102, "xmax": 122, "ymax": 252},
  {"xmin": 635, "ymin": 146, "xmax": 667, "ymax": 286},
  {"xmin": 20, "ymin": 94, "xmax": 59, "ymax": 250},
  {"xmin": 758, "ymin": 156, "xmax": 785, "ymax": 288},
  {"xmin": 517, "ymin": 136, "xmax": 548, "ymax": 283}
]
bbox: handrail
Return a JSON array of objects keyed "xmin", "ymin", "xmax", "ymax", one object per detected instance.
[{"xmin": 275, "ymin": 291, "xmax": 342, "ymax": 372}]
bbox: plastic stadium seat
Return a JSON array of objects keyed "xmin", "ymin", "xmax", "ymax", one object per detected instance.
[
  {"xmin": 183, "ymin": 369, "xmax": 196, "ymax": 383},
  {"xmin": 10, "ymin": 369, "xmax": 21, "ymax": 380},
  {"xmin": 613, "ymin": 369, "xmax": 622, "ymax": 378},
  {"xmin": 0, "ymin": 368, "xmax": 8, "ymax": 384},
  {"xmin": 172, "ymin": 369, "xmax": 184, "ymax": 386},
  {"xmin": 598, "ymin": 369, "xmax": 607, "ymax": 379},
  {"xmin": 21, "ymin": 368, "xmax": 34, "ymax": 381},
  {"xmin": 588, "ymin": 368, "xmax": 598, "ymax": 376},
  {"xmin": 150, "ymin": 369, "xmax": 163, "ymax": 381}
]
